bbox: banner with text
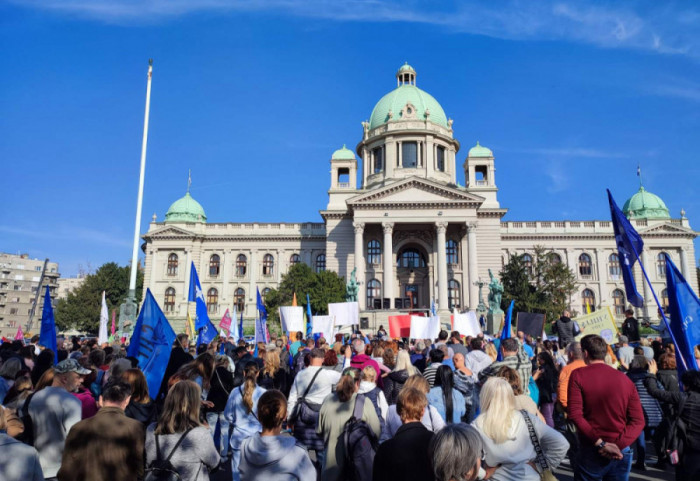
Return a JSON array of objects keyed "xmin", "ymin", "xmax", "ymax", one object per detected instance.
[{"xmin": 574, "ymin": 307, "xmax": 619, "ymax": 345}]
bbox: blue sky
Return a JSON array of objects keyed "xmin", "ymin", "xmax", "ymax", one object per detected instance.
[{"xmin": 1, "ymin": 0, "xmax": 699, "ymax": 276}]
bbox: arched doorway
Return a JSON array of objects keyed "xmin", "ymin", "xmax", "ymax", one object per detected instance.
[{"xmin": 396, "ymin": 245, "xmax": 430, "ymax": 309}]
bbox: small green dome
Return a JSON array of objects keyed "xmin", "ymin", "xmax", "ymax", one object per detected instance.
[
  {"xmin": 622, "ymin": 186, "xmax": 670, "ymax": 220},
  {"xmin": 332, "ymin": 144, "xmax": 356, "ymax": 160},
  {"xmin": 468, "ymin": 141, "xmax": 493, "ymax": 157},
  {"xmin": 165, "ymin": 192, "xmax": 207, "ymax": 223},
  {"xmin": 397, "ymin": 62, "xmax": 415, "ymax": 74}
]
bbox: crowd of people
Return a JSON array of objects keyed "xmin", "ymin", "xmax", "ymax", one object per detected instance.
[{"xmin": 0, "ymin": 309, "xmax": 698, "ymax": 481}]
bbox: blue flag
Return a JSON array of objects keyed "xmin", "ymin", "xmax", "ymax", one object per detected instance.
[
  {"xmin": 39, "ymin": 285, "xmax": 57, "ymax": 364},
  {"xmin": 430, "ymin": 297, "xmax": 437, "ymax": 317},
  {"xmin": 238, "ymin": 309, "xmax": 244, "ymax": 342},
  {"xmin": 256, "ymin": 288, "xmax": 268, "ymax": 343},
  {"xmin": 306, "ymin": 293, "xmax": 313, "ymax": 339},
  {"xmin": 607, "ymin": 190, "xmax": 645, "ymax": 308},
  {"xmin": 197, "ymin": 318, "xmax": 219, "ymax": 347},
  {"xmin": 127, "ymin": 289, "xmax": 176, "ymax": 399},
  {"xmin": 497, "ymin": 300, "xmax": 515, "ymax": 362},
  {"xmin": 188, "ymin": 262, "xmax": 211, "ymax": 331},
  {"xmin": 664, "ymin": 254, "xmax": 700, "ymax": 376}
]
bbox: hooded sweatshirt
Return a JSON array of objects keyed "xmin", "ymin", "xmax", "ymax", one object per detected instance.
[
  {"xmin": 239, "ymin": 433, "xmax": 316, "ymax": 481},
  {"xmin": 554, "ymin": 316, "xmax": 576, "ymax": 345}
]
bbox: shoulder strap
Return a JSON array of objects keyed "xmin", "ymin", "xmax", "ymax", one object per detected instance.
[
  {"xmin": 215, "ymin": 368, "xmax": 231, "ymax": 396},
  {"xmin": 352, "ymin": 394, "xmax": 366, "ymax": 420},
  {"xmin": 300, "ymin": 368, "xmax": 323, "ymax": 400},
  {"xmin": 164, "ymin": 428, "xmax": 195, "ymax": 463},
  {"xmin": 520, "ymin": 410, "xmax": 549, "ymax": 471},
  {"xmin": 21, "ymin": 392, "xmax": 35, "ymax": 417}
]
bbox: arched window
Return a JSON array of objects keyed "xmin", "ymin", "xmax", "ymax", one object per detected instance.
[
  {"xmin": 436, "ymin": 146, "xmax": 445, "ymax": 172},
  {"xmin": 263, "ymin": 254, "xmax": 274, "ymax": 276},
  {"xmin": 661, "ymin": 288, "xmax": 669, "ymax": 310},
  {"xmin": 367, "ymin": 279, "xmax": 381, "ymax": 309},
  {"xmin": 261, "ymin": 287, "xmax": 271, "ymax": 298},
  {"xmin": 209, "ymin": 254, "xmax": 220, "ymax": 277},
  {"xmin": 612, "ymin": 289, "xmax": 625, "ymax": 316},
  {"xmin": 446, "ymin": 240, "xmax": 459, "ymax": 266},
  {"xmin": 579, "ymin": 253, "xmax": 592, "ymax": 276},
  {"xmin": 236, "ymin": 254, "xmax": 247, "ymax": 277},
  {"xmin": 448, "ymin": 279, "xmax": 461, "ymax": 310},
  {"xmin": 367, "ymin": 240, "xmax": 381, "ymax": 265},
  {"xmin": 315, "ymin": 254, "xmax": 326, "ymax": 273},
  {"xmin": 548, "ymin": 252, "xmax": 561, "ymax": 264},
  {"xmin": 522, "ymin": 254, "xmax": 533, "ymax": 277},
  {"xmin": 164, "ymin": 287, "xmax": 176, "ymax": 312},
  {"xmin": 581, "ymin": 289, "xmax": 595, "ymax": 313},
  {"xmin": 207, "ymin": 288, "xmax": 218, "ymax": 314},
  {"xmin": 609, "ymin": 254, "xmax": 621, "ymax": 278},
  {"xmin": 234, "ymin": 288, "xmax": 245, "ymax": 312},
  {"xmin": 167, "ymin": 254, "xmax": 178, "ymax": 276},
  {"xmin": 657, "ymin": 253, "xmax": 667, "ymax": 278},
  {"xmin": 398, "ymin": 248, "xmax": 426, "ymax": 268},
  {"xmin": 290, "ymin": 254, "xmax": 301, "ymax": 266}
]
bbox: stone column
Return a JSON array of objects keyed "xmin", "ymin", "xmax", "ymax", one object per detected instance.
[
  {"xmin": 595, "ymin": 248, "xmax": 606, "ymax": 308},
  {"xmin": 354, "ymin": 221, "xmax": 366, "ymax": 310},
  {"xmin": 248, "ymin": 250, "xmax": 257, "ymax": 318},
  {"xmin": 436, "ymin": 222, "xmax": 449, "ymax": 311},
  {"xmin": 222, "ymin": 251, "xmax": 230, "ymax": 304},
  {"xmin": 640, "ymin": 250, "xmax": 651, "ymax": 320},
  {"xmin": 680, "ymin": 247, "xmax": 690, "ymax": 278},
  {"xmin": 382, "ymin": 222, "xmax": 394, "ymax": 307},
  {"xmin": 467, "ymin": 222, "xmax": 479, "ymax": 310}
]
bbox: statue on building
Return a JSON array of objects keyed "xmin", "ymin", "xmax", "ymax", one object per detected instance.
[
  {"xmin": 473, "ymin": 278, "xmax": 487, "ymax": 314},
  {"xmin": 487, "ymin": 269, "xmax": 503, "ymax": 314},
  {"xmin": 346, "ymin": 267, "xmax": 359, "ymax": 302}
]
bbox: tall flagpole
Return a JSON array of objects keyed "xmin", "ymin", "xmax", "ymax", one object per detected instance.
[{"xmin": 120, "ymin": 59, "xmax": 154, "ymax": 340}]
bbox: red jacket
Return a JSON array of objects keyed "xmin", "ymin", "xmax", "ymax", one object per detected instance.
[{"xmin": 72, "ymin": 387, "xmax": 98, "ymax": 419}]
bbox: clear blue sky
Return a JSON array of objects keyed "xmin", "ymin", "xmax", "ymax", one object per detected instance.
[{"xmin": 1, "ymin": 1, "xmax": 699, "ymax": 276}]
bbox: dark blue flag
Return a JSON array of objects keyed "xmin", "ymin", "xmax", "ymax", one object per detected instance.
[
  {"xmin": 127, "ymin": 289, "xmax": 176, "ymax": 399},
  {"xmin": 497, "ymin": 300, "xmax": 515, "ymax": 361},
  {"xmin": 664, "ymin": 254, "xmax": 700, "ymax": 376},
  {"xmin": 188, "ymin": 262, "xmax": 211, "ymax": 331},
  {"xmin": 306, "ymin": 293, "xmax": 313, "ymax": 339},
  {"xmin": 197, "ymin": 318, "xmax": 219, "ymax": 347},
  {"xmin": 256, "ymin": 288, "xmax": 268, "ymax": 343},
  {"xmin": 238, "ymin": 309, "xmax": 244, "ymax": 342},
  {"xmin": 607, "ymin": 190, "xmax": 645, "ymax": 308},
  {"xmin": 39, "ymin": 286, "xmax": 57, "ymax": 364}
]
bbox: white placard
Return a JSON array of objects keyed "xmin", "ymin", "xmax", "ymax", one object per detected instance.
[
  {"xmin": 453, "ymin": 311, "xmax": 482, "ymax": 337},
  {"xmin": 409, "ymin": 315, "xmax": 440, "ymax": 340},
  {"xmin": 312, "ymin": 315, "xmax": 334, "ymax": 339},
  {"xmin": 279, "ymin": 306, "xmax": 304, "ymax": 334},
  {"xmin": 328, "ymin": 302, "xmax": 359, "ymax": 326}
]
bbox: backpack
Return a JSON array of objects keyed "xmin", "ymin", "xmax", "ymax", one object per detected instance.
[
  {"xmin": 342, "ymin": 394, "xmax": 379, "ymax": 481},
  {"xmin": 90, "ymin": 370, "xmax": 105, "ymax": 399},
  {"xmin": 144, "ymin": 428, "xmax": 194, "ymax": 481},
  {"xmin": 16, "ymin": 392, "xmax": 36, "ymax": 446}
]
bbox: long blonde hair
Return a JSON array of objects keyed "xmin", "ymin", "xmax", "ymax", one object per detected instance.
[
  {"xmin": 393, "ymin": 350, "xmax": 417, "ymax": 376},
  {"xmin": 263, "ymin": 350, "xmax": 280, "ymax": 378},
  {"xmin": 474, "ymin": 377, "xmax": 516, "ymax": 444},
  {"xmin": 242, "ymin": 363, "xmax": 259, "ymax": 414},
  {"xmin": 484, "ymin": 343, "xmax": 498, "ymax": 362},
  {"xmin": 156, "ymin": 380, "xmax": 202, "ymax": 434}
]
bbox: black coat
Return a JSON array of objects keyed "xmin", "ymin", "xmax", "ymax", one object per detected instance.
[
  {"xmin": 372, "ymin": 422, "xmax": 434, "ymax": 481},
  {"xmin": 535, "ymin": 364, "xmax": 558, "ymax": 404},
  {"xmin": 258, "ymin": 368, "xmax": 290, "ymax": 397},
  {"xmin": 385, "ymin": 369, "xmax": 410, "ymax": 405},
  {"xmin": 622, "ymin": 317, "xmax": 641, "ymax": 342},
  {"xmin": 157, "ymin": 347, "xmax": 193, "ymax": 399},
  {"xmin": 206, "ymin": 366, "xmax": 235, "ymax": 412}
]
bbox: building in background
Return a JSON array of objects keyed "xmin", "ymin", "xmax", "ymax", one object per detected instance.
[
  {"xmin": 57, "ymin": 275, "xmax": 86, "ymax": 300},
  {"xmin": 0, "ymin": 253, "xmax": 59, "ymax": 338}
]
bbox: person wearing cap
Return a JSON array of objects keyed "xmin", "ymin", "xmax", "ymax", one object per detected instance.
[{"xmin": 28, "ymin": 358, "xmax": 89, "ymax": 479}]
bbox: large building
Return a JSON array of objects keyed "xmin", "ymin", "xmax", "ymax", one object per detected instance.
[
  {"xmin": 0, "ymin": 253, "xmax": 59, "ymax": 338},
  {"xmin": 142, "ymin": 64, "xmax": 698, "ymax": 332}
]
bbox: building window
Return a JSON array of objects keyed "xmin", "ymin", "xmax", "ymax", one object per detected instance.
[
  {"xmin": 367, "ymin": 279, "xmax": 381, "ymax": 308},
  {"xmin": 261, "ymin": 287, "xmax": 271, "ymax": 298},
  {"xmin": 446, "ymin": 240, "xmax": 459, "ymax": 266},
  {"xmin": 548, "ymin": 252, "xmax": 562, "ymax": 264},
  {"xmin": 290, "ymin": 254, "xmax": 301, "ymax": 266},
  {"xmin": 236, "ymin": 254, "xmax": 247, "ymax": 277},
  {"xmin": 448, "ymin": 279, "xmax": 461, "ymax": 310},
  {"xmin": 367, "ymin": 240, "xmax": 381, "ymax": 265},
  {"xmin": 582, "ymin": 289, "xmax": 596, "ymax": 313},
  {"xmin": 579, "ymin": 253, "xmax": 592, "ymax": 276},
  {"xmin": 522, "ymin": 254, "xmax": 533, "ymax": 277},
  {"xmin": 436, "ymin": 146, "xmax": 445, "ymax": 172},
  {"xmin": 164, "ymin": 287, "xmax": 176, "ymax": 313},
  {"xmin": 657, "ymin": 253, "xmax": 667, "ymax": 278},
  {"xmin": 207, "ymin": 288, "xmax": 219, "ymax": 314},
  {"xmin": 234, "ymin": 288, "xmax": 245, "ymax": 312},
  {"xmin": 263, "ymin": 254, "xmax": 274, "ymax": 277},
  {"xmin": 316, "ymin": 254, "xmax": 326, "ymax": 273},
  {"xmin": 167, "ymin": 254, "xmax": 178, "ymax": 276},
  {"xmin": 398, "ymin": 248, "xmax": 426, "ymax": 268},
  {"xmin": 661, "ymin": 288, "xmax": 669, "ymax": 310},
  {"xmin": 373, "ymin": 147, "xmax": 384, "ymax": 174},
  {"xmin": 612, "ymin": 289, "xmax": 625, "ymax": 316},
  {"xmin": 10, "ymin": 308, "xmax": 18, "ymax": 315},
  {"xmin": 609, "ymin": 254, "xmax": 621, "ymax": 278},
  {"xmin": 401, "ymin": 141, "xmax": 418, "ymax": 168},
  {"xmin": 209, "ymin": 254, "xmax": 221, "ymax": 277}
]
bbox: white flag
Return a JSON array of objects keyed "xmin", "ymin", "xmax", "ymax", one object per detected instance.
[{"xmin": 98, "ymin": 291, "xmax": 109, "ymax": 345}]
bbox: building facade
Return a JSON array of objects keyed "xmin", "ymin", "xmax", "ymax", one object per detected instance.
[
  {"xmin": 56, "ymin": 275, "xmax": 87, "ymax": 300},
  {"xmin": 142, "ymin": 64, "xmax": 698, "ymax": 332},
  {"xmin": 0, "ymin": 253, "xmax": 59, "ymax": 338}
]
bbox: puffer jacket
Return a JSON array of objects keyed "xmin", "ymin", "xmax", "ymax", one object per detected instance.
[
  {"xmin": 628, "ymin": 370, "xmax": 663, "ymax": 428},
  {"xmin": 383, "ymin": 369, "xmax": 409, "ymax": 405},
  {"xmin": 645, "ymin": 377, "xmax": 700, "ymax": 451}
]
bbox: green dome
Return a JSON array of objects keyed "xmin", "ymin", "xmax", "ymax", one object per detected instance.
[
  {"xmin": 332, "ymin": 144, "xmax": 355, "ymax": 160},
  {"xmin": 622, "ymin": 186, "xmax": 670, "ymax": 220},
  {"xmin": 165, "ymin": 192, "xmax": 207, "ymax": 223},
  {"xmin": 468, "ymin": 141, "xmax": 493, "ymax": 157},
  {"xmin": 397, "ymin": 62, "xmax": 415, "ymax": 74}
]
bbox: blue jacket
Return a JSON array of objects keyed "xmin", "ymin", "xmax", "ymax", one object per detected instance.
[
  {"xmin": 224, "ymin": 384, "xmax": 266, "ymax": 449},
  {"xmin": 427, "ymin": 386, "xmax": 466, "ymax": 424}
]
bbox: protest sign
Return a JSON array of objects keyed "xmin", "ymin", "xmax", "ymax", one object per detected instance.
[
  {"xmin": 329, "ymin": 302, "xmax": 359, "ymax": 326},
  {"xmin": 574, "ymin": 307, "xmax": 619, "ymax": 344},
  {"xmin": 312, "ymin": 315, "xmax": 334, "ymax": 339},
  {"xmin": 280, "ymin": 306, "xmax": 305, "ymax": 334},
  {"xmin": 410, "ymin": 315, "xmax": 440, "ymax": 339},
  {"xmin": 516, "ymin": 312, "xmax": 546, "ymax": 339},
  {"xmin": 388, "ymin": 315, "xmax": 411, "ymax": 338},
  {"xmin": 452, "ymin": 311, "xmax": 482, "ymax": 337}
]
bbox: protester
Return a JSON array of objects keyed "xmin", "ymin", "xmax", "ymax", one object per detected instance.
[
  {"xmin": 158, "ymin": 334, "xmax": 194, "ymax": 399},
  {"xmin": 0, "ymin": 357, "xmax": 22, "ymax": 402},
  {"xmin": 464, "ymin": 337, "xmax": 493, "ymax": 380},
  {"xmin": 496, "ymin": 366, "xmax": 544, "ymax": 422},
  {"xmin": 225, "ymin": 362, "xmax": 265, "ymax": 480},
  {"xmin": 552, "ymin": 310, "xmax": 576, "ymax": 347},
  {"xmin": 649, "ymin": 353, "xmax": 679, "ymax": 468},
  {"xmin": 178, "ymin": 353, "xmax": 216, "ymax": 398},
  {"xmin": 290, "ymin": 331, "xmax": 304, "ymax": 357},
  {"xmin": 31, "ymin": 349, "xmax": 55, "ymax": 386},
  {"xmin": 384, "ymin": 349, "xmax": 416, "ymax": 405},
  {"xmin": 0, "ymin": 405, "xmax": 43, "ymax": 480},
  {"xmin": 2, "ymin": 373, "xmax": 33, "ymax": 409},
  {"xmin": 473, "ymin": 377, "xmax": 568, "ymax": 481},
  {"xmin": 557, "ymin": 342, "xmax": 585, "ymax": 410},
  {"xmin": 428, "ymin": 365, "xmax": 465, "ymax": 424},
  {"xmin": 383, "ymin": 374, "xmax": 445, "ymax": 440},
  {"xmin": 146, "ymin": 380, "xmax": 220, "ymax": 481},
  {"xmin": 617, "ymin": 335, "xmax": 635, "ymax": 369},
  {"xmin": 238, "ymin": 389, "xmax": 315, "ymax": 480},
  {"xmin": 479, "ymin": 338, "xmax": 532, "ymax": 395},
  {"xmin": 317, "ymin": 367, "xmax": 381, "ymax": 481},
  {"xmin": 58, "ymin": 380, "xmax": 144, "ymax": 481},
  {"xmin": 410, "ymin": 340, "xmax": 427, "ymax": 372},
  {"xmin": 373, "ymin": 387, "xmax": 434, "ymax": 481},
  {"xmin": 322, "ymin": 348, "xmax": 343, "ymax": 373},
  {"xmin": 533, "ymin": 351, "xmax": 558, "ymax": 427},
  {"xmin": 429, "ymin": 423, "xmax": 484, "ymax": 481},
  {"xmin": 349, "ymin": 339, "xmax": 383, "ymax": 387},
  {"xmin": 205, "ymin": 354, "xmax": 235, "ymax": 459},
  {"xmin": 568, "ymin": 334, "xmax": 645, "ymax": 481},
  {"xmin": 626, "ymin": 355, "xmax": 663, "ymax": 470},
  {"xmin": 621, "ymin": 309, "xmax": 641, "ymax": 343},
  {"xmin": 358, "ymin": 365, "xmax": 388, "ymax": 428},
  {"xmin": 258, "ymin": 350, "xmax": 288, "ymax": 395},
  {"xmin": 422, "ymin": 347, "xmax": 445, "ymax": 387},
  {"xmin": 122, "ymin": 368, "xmax": 158, "ymax": 426}
]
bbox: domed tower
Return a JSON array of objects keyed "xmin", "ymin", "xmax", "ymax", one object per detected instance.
[
  {"xmin": 357, "ymin": 63, "xmax": 460, "ymax": 189},
  {"xmin": 464, "ymin": 141, "xmax": 500, "ymax": 208},
  {"xmin": 164, "ymin": 191, "xmax": 207, "ymax": 223},
  {"xmin": 622, "ymin": 185, "xmax": 671, "ymax": 220}
]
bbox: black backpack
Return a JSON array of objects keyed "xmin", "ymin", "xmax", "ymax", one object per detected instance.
[
  {"xmin": 144, "ymin": 428, "xmax": 194, "ymax": 481},
  {"xmin": 342, "ymin": 394, "xmax": 379, "ymax": 481},
  {"xmin": 16, "ymin": 392, "xmax": 36, "ymax": 446}
]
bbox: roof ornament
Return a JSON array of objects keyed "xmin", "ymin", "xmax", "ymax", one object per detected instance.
[
  {"xmin": 448, "ymin": 118, "xmax": 454, "ymax": 131},
  {"xmin": 681, "ymin": 208, "xmax": 686, "ymax": 218},
  {"xmin": 424, "ymin": 108, "xmax": 430, "ymax": 120},
  {"xmin": 637, "ymin": 164, "xmax": 643, "ymax": 189},
  {"xmin": 152, "ymin": 212, "xmax": 157, "ymax": 222},
  {"xmin": 187, "ymin": 169, "xmax": 192, "ymax": 194}
]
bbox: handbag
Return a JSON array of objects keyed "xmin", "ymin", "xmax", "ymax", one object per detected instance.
[
  {"xmin": 289, "ymin": 368, "xmax": 323, "ymax": 425},
  {"xmin": 521, "ymin": 410, "xmax": 558, "ymax": 481}
]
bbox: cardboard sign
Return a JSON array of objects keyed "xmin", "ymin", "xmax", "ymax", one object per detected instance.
[
  {"xmin": 574, "ymin": 307, "xmax": 620, "ymax": 345},
  {"xmin": 279, "ymin": 306, "xmax": 304, "ymax": 334},
  {"xmin": 516, "ymin": 312, "xmax": 546, "ymax": 339},
  {"xmin": 452, "ymin": 311, "xmax": 482, "ymax": 337}
]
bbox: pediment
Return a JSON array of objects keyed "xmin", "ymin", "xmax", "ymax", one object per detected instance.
[
  {"xmin": 347, "ymin": 177, "xmax": 484, "ymax": 206},
  {"xmin": 638, "ymin": 222, "xmax": 697, "ymax": 236},
  {"xmin": 143, "ymin": 225, "xmax": 197, "ymax": 239}
]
